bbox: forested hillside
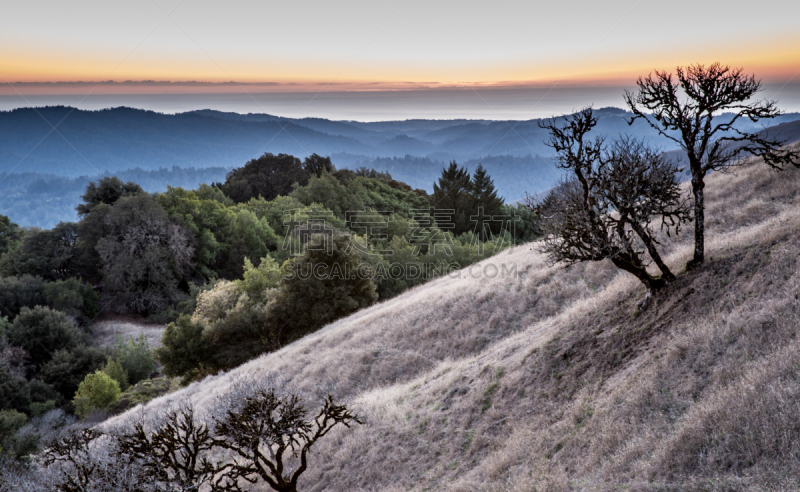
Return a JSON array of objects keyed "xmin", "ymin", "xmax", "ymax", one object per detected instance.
[
  {"xmin": 0, "ymin": 154, "xmax": 537, "ymax": 468},
  {"xmin": 71, "ymin": 143, "xmax": 800, "ymax": 491}
]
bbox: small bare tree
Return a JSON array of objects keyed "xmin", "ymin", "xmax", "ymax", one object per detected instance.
[
  {"xmin": 212, "ymin": 378, "xmax": 362, "ymax": 492},
  {"xmin": 534, "ymin": 108, "xmax": 690, "ymax": 291},
  {"xmin": 37, "ymin": 379, "xmax": 361, "ymax": 492},
  {"xmin": 41, "ymin": 427, "xmax": 106, "ymax": 492},
  {"xmin": 624, "ymin": 63, "xmax": 800, "ymax": 269},
  {"xmin": 114, "ymin": 406, "xmax": 237, "ymax": 492}
]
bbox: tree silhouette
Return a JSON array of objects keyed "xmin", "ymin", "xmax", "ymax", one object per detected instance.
[
  {"xmin": 76, "ymin": 177, "xmax": 143, "ymax": 217},
  {"xmin": 212, "ymin": 379, "xmax": 362, "ymax": 492},
  {"xmin": 41, "ymin": 427, "xmax": 107, "ymax": 492},
  {"xmin": 536, "ymin": 108, "xmax": 690, "ymax": 291},
  {"xmin": 624, "ymin": 63, "xmax": 799, "ymax": 269},
  {"xmin": 115, "ymin": 405, "xmax": 235, "ymax": 491},
  {"xmin": 40, "ymin": 380, "xmax": 362, "ymax": 492},
  {"xmin": 221, "ymin": 153, "xmax": 309, "ymax": 203},
  {"xmin": 432, "ymin": 161, "xmax": 471, "ymax": 235},
  {"xmin": 469, "ymin": 164, "xmax": 505, "ymax": 239}
]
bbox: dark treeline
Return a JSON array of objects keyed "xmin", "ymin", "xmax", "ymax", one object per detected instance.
[{"xmin": 340, "ymin": 153, "xmax": 562, "ymax": 197}]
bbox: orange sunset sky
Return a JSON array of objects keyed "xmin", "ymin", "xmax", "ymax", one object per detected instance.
[{"xmin": 2, "ymin": 0, "xmax": 799, "ymax": 96}]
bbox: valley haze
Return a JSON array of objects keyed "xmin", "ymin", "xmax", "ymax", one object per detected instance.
[{"xmin": 3, "ymin": 104, "xmax": 800, "ymax": 228}]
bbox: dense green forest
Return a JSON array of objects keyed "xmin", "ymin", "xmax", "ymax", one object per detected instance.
[{"xmin": 0, "ymin": 152, "xmax": 536, "ymax": 462}]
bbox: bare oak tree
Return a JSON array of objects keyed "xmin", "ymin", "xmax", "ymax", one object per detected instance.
[
  {"xmin": 115, "ymin": 406, "xmax": 237, "ymax": 492},
  {"xmin": 40, "ymin": 426, "xmax": 154, "ymax": 492},
  {"xmin": 212, "ymin": 378, "xmax": 362, "ymax": 492},
  {"xmin": 624, "ymin": 63, "xmax": 800, "ymax": 269},
  {"xmin": 37, "ymin": 379, "xmax": 361, "ymax": 492},
  {"xmin": 534, "ymin": 108, "xmax": 690, "ymax": 291},
  {"xmin": 41, "ymin": 427, "xmax": 106, "ymax": 492}
]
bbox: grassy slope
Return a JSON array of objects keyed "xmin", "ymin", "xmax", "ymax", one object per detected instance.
[{"xmin": 109, "ymin": 147, "xmax": 800, "ymax": 491}]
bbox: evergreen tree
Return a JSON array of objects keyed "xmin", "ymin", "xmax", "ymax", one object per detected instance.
[
  {"xmin": 432, "ymin": 161, "xmax": 472, "ymax": 235},
  {"xmin": 7, "ymin": 306, "xmax": 86, "ymax": 374},
  {"xmin": 303, "ymin": 153, "xmax": 335, "ymax": 178},
  {"xmin": 101, "ymin": 357, "xmax": 130, "ymax": 392},
  {"xmin": 273, "ymin": 234, "xmax": 378, "ymax": 342},
  {"xmin": 469, "ymin": 164, "xmax": 505, "ymax": 238},
  {"xmin": 96, "ymin": 194, "xmax": 195, "ymax": 314},
  {"xmin": 76, "ymin": 177, "xmax": 143, "ymax": 217},
  {"xmin": 0, "ymin": 224, "xmax": 79, "ymax": 280},
  {"xmin": 40, "ymin": 345, "xmax": 107, "ymax": 402},
  {"xmin": 221, "ymin": 153, "xmax": 308, "ymax": 203}
]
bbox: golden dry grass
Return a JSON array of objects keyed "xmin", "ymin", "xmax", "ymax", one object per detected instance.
[{"xmin": 107, "ymin": 147, "xmax": 800, "ymax": 491}]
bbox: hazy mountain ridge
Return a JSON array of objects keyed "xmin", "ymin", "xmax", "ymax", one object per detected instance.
[
  {"xmin": 5, "ymin": 105, "xmax": 799, "ymax": 177},
  {"xmin": 2, "ymin": 106, "xmax": 800, "ymax": 228},
  {"xmin": 0, "ymin": 167, "xmax": 231, "ymax": 228}
]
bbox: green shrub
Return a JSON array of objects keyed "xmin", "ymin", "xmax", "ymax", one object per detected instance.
[
  {"xmin": 222, "ymin": 209, "xmax": 280, "ymax": 279},
  {"xmin": 73, "ymin": 371, "xmax": 121, "ymax": 419},
  {"xmin": 7, "ymin": 306, "xmax": 86, "ymax": 372},
  {"xmin": 0, "ymin": 316, "xmax": 10, "ymax": 341},
  {"xmin": 26, "ymin": 380, "xmax": 60, "ymax": 413},
  {"xmin": 111, "ymin": 377, "xmax": 172, "ymax": 414},
  {"xmin": 0, "ymin": 409, "xmax": 33, "ymax": 459},
  {"xmin": 40, "ymin": 346, "xmax": 107, "ymax": 402},
  {"xmin": 0, "ymin": 276, "xmax": 100, "ymax": 324},
  {"xmin": 102, "ymin": 357, "xmax": 129, "ymax": 391},
  {"xmin": 29, "ymin": 400, "xmax": 56, "ymax": 418},
  {"xmin": 156, "ymin": 316, "xmax": 212, "ymax": 385},
  {"xmin": 204, "ymin": 299, "xmax": 275, "ymax": 371},
  {"xmin": 273, "ymin": 234, "xmax": 378, "ymax": 338},
  {"xmin": 113, "ymin": 335, "xmax": 156, "ymax": 386},
  {"xmin": 238, "ymin": 195, "xmax": 305, "ymax": 238},
  {"xmin": 43, "ymin": 277, "xmax": 100, "ymax": 324},
  {"xmin": 239, "ymin": 256, "xmax": 282, "ymax": 303},
  {"xmin": 0, "ymin": 367, "xmax": 31, "ymax": 414},
  {"xmin": 0, "ymin": 275, "xmax": 45, "ymax": 318},
  {"xmin": 0, "ymin": 409, "xmax": 27, "ymax": 440}
]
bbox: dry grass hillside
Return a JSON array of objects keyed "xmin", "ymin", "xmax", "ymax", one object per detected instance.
[{"xmin": 109, "ymin": 147, "xmax": 800, "ymax": 491}]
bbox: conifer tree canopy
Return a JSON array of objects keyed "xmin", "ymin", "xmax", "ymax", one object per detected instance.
[
  {"xmin": 432, "ymin": 161, "xmax": 472, "ymax": 235},
  {"xmin": 470, "ymin": 163, "xmax": 505, "ymax": 238},
  {"xmin": 221, "ymin": 153, "xmax": 309, "ymax": 203}
]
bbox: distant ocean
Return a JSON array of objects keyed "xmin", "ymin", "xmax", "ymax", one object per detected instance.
[{"xmin": 2, "ymin": 84, "xmax": 798, "ymax": 122}]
